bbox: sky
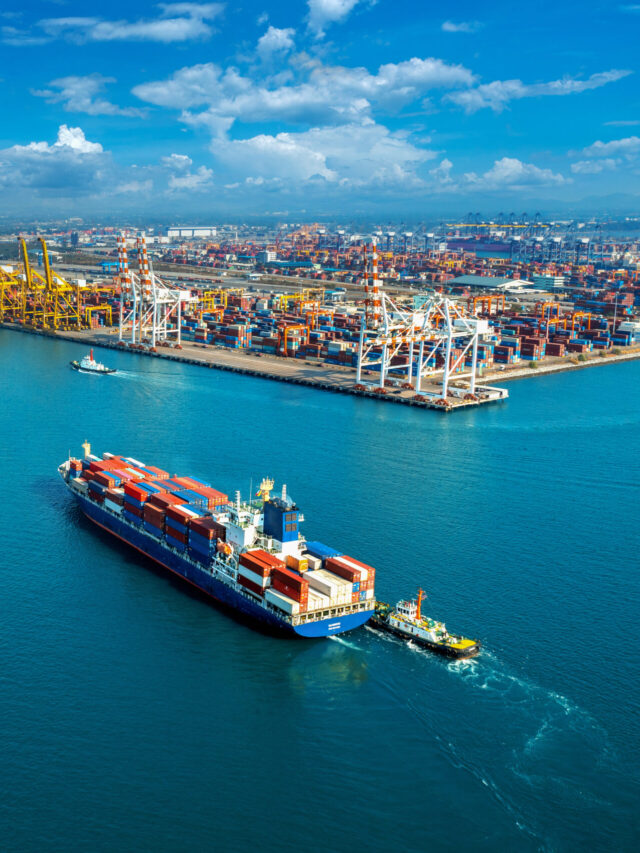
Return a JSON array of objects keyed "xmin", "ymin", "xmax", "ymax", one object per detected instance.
[{"xmin": 1, "ymin": 0, "xmax": 639, "ymax": 218}]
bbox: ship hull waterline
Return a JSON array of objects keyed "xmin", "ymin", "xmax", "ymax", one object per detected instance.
[
  {"xmin": 368, "ymin": 618, "xmax": 480, "ymax": 659},
  {"xmin": 70, "ymin": 361, "xmax": 117, "ymax": 374},
  {"xmin": 75, "ymin": 493, "xmax": 373, "ymax": 638}
]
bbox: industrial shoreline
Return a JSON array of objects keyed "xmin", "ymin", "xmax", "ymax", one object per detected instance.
[{"xmin": 4, "ymin": 321, "xmax": 639, "ymax": 404}]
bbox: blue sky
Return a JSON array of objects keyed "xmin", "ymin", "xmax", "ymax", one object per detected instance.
[{"xmin": 1, "ymin": 0, "xmax": 639, "ymax": 217}]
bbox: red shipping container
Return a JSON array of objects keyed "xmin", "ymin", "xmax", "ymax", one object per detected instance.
[
  {"xmin": 352, "ymin": 592, "xmax": 360, "ymax": 603},
  {"xmin": 338, "ymin": 554, "xmax": 376, "ymax": 580},
  {"xmin": 272, "ymin": 576, "xmax": 308, "ymax": 603},
  {"xmin": 271, "ymin": 565, "xmax": 308, "ymax": 590},
  {"xmin": 105, "ymin": 489, "xmax": 124, "ymax": 505},
  {"xmin": 148, "ymin": 493, "xmax": 186, "ymax": 510},
  {"xmin": 254, "ymin": 550, "xmax": 284, "ymax": 568},
  {"xmin": 238, "ymin": 575, "xmax": 265, "ymax": 596},
  {"xmin": 251, "ymin": 550, "xmax": 285, "ymax": 569},
  {"xmin": 166, "ymin": 505, "xmax": 198, "ymax": 524},
  {"xmin": 239, "ymin": 553, "xmax": 272, "ymax": 577},
  {"xmin": 123, "ymin": 502, "xmax": 143, "ymax": 518},
  {"xmin": 94, "ymin": 471, "xmax": 117, "ymax": 488},
  {"xmin": 324, "ymin": 557, "xmax": 361, "ymax": 583},
  {"xmin": 191, "ymin": 517, "xmax": 225, "ymax": 541},
  {"xmin": 143, "ymin": 505, "xmax": 165, "ymax": 525},
  {"xmin": 124, "ymin": 483, "xmax": 147, "ymax": 502},
  {"xmin": 166, "ymin": 528, "xmax": 187, "ymax": 545},
  {"xmin": 144, "ymin": 465, "xmax": 170, "ymax": 480}
]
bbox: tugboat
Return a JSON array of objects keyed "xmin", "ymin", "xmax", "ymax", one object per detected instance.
[
  {"xmin": 70, "ymin": 349, "xmax": 116, "ymax": 374},
  {"xmin": 370, "ymin": 589, "xmax": 480, "ymax": 658}
]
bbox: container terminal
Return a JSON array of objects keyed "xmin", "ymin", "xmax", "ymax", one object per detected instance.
[
  {"xmin": 2, "ymin": 224, "xmax": 640, "ymax": 411},
  {"xmin": 60, "ymin": 442, "xmax": 376, "ymax": 638}
]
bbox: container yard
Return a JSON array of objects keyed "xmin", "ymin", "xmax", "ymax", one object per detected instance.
[{"xmin": 2, "ymin": 224, "xmax": 640, "ymax": 411}]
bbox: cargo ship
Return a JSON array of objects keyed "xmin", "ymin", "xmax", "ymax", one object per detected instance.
[
  {"xmin": 59, "ymin": 444, "xmax": 376, "ymax": 637},
  {"xmin": 370, "ymin": 590, "xmax": 480, "ymax": 658}
]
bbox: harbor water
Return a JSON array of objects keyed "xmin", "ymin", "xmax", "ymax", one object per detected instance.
[{"xmin": 1, "ymin": 331, "xmax": 639, "ymax": 852}]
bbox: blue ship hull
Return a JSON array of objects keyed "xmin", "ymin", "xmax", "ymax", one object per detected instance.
[{"xmin": 75, "ymin": 494, "xmax": 373, "ymax": 638}]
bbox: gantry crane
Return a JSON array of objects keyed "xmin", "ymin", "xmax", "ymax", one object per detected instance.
[
  {"xmin": 1, "ymin": 238, "xmax": 85, "ymax": 329},
  {"xmin": 357, "ymin": 241, "xmax": 490, "ymax": 397}
]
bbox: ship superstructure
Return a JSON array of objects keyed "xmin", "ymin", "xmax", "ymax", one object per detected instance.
[{"xmin": 59, "ymin": 445, "xmax": 376, "ymax": 637}]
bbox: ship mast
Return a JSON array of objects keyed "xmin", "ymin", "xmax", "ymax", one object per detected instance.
[{"xmin": 416, "ymin": 588, "xmax": 425, "ymax": 620}]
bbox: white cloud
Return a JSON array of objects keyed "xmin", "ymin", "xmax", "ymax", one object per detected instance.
[
  {"xmin": 134, "ymin": 56, "xmax": 474, "ymax": 131},
  {"xmin": 570, "ymin": 158, "xmax": 620, "ymax": 174},
  {"xmin": 604, "ymin": 119, "xmax": 640, "ymax": 126},
  {"xmin": 0, "ymin": 125, "xmax": 108, "ymax": 194},
  {"xmin": 580, "ymin": 135, "xmax": 640, "ymax": 158},
  {"xmin": 161, "ymin": 152, "xmax": 214, "ymax": 190},
  {"xmin": 168, "ymin": 165, "xmax": 214, "ymax": 190},
  {"xmin": 429, "ymin": 158, "xmax": 454, "ymax": 185},
  {"xmin": 162, "ymin": 153, "xmax": 194, "ymax": 169},
  {"xmin": 306, "ymin": 0, "xmax": 363, "ymax": 38},
  {"xmin": 463, "ymin": 157, "xmax": 566, "ymax": 189},
  {"xmin": 32, "ymin": 74, "xmax": 145, "ymax": 117},
  {"xmin": 442, "ymin": 21, "xmax": 482, "ymax": 33},
  {"xmin": 38, "ymin": 4, "xmax": 223, "ymax": 44},
  {"xmin": 1, "ymin": 26, "xmax": 48, "ymax": 46},
  {"xmin": 447, "ymin": 69, "xmax": 631, "ymax": 112},
  {"xmin": 214, "ymin": 121, "xmax": 433, "ymax": 187},
  {"xmin": 114, "ymin": 179, "xmax": 153, "ymax": 194},
  {"xmin": 257, "ymin": 26, "xmax": 295, "ymax": 60}
]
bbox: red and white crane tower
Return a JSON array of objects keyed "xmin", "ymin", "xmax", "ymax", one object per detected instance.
[{"xmin": 117, "ymin": 232, "xmax": 196, "ymax": 346}]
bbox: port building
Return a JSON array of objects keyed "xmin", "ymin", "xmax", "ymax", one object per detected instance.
[
  {"xmin": 448, "ymin": 275, "xmax": 532, "ymax": 293},
  {"xmin": 167, "ymin": 227, "xmax": 217, "ymax": 239}
]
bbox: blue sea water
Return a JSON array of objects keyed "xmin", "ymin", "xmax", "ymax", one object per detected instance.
[{"xmin": 1, "ymin": 331, "xmax": 639, "ymax": 852}]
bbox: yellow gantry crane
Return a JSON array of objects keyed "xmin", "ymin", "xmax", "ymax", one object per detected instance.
[{"xmin": 8, "ymin": 237, "xmax": 86, "ymax": 329}]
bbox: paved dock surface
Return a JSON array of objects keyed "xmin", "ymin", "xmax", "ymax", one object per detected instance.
[{"xmin": 2, "ymin": 324, "xmax": 505, "ymax": 412}]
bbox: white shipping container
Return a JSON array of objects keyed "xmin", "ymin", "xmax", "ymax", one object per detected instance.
[
  {"xmin": 72, "ymin": 477, "xmax": 88, "ymax": 492},
  {"xmin": 181, "ymin": 507, "xmax": 201, "ymax": 519},
  {"xmin": 305, "ymin": 554, "xmax": 322, "ymax": 571},
  {"xmin": 105, "ymin": 500, "xmax": 123, "ymax": 514},
  {"xmin": 124, "ymin": 457, "xmax": 146, "ymax": 468},
  {"xmin": 103, "ymin": 452, "xmax": 115, "ymax": 460},
  {"xmin": 265, "ymin": 588, "xmax": 299, "ymax": 615},
  {"xmin": 239, "ymin": 566, "xmax": 269, "ymax": 588},
  {"xmin": 308, "ymin": 591, "xmax": 330, "ymax": 610},
  {"xmin": 365, "ymin": 589, "xmax": 375, "ymax": 600},
  {"xmin": 306, "ymin": 570, "xmax": 338, "ymax": 596}
]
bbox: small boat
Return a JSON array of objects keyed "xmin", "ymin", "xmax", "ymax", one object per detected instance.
[
  {"xmin": 369, "ymin": 589, "xmax": 480, "ymax": 658},
  {"xmin": 70, "ymin": 349, "xmax": 117, "ymax": 374}
]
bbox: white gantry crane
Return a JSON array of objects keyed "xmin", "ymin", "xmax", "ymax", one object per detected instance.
[
  {"xmin": 356, "ymin": 240, "xmax": 490, "ymax": 398},
  {"xmin": 116, "ymin": 232, "xmax": 197, "ymax": 346}
]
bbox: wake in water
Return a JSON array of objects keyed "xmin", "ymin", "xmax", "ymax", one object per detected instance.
[
  {"xmin": 397, "ymin": 648, "xmax": 619, "ymax": 849},
  {"xmin": 328, "ymin": 635, "xmax": 365, "ymax": 651}
]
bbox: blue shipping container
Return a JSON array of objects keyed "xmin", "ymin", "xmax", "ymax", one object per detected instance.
[{"xmin": 305, "ymin": 541, "xmax": 343, "ymax": 560}]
